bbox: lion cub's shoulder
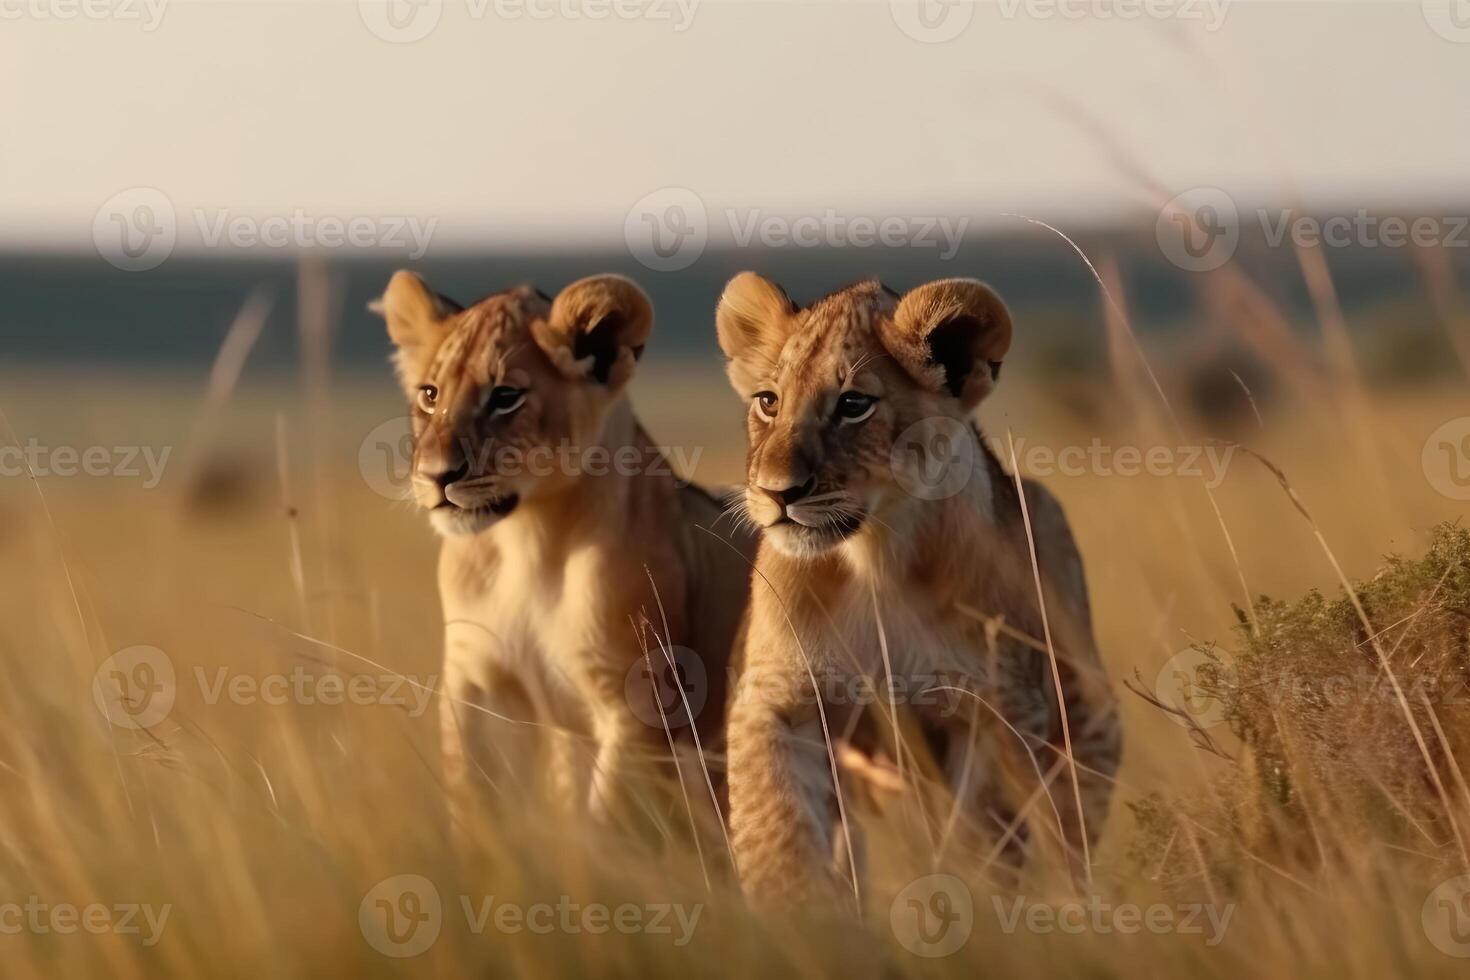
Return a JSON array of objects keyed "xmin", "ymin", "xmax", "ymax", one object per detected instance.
[{"xmin": 976, "ymin": 434, "xmax": 1092, "ymax": 625}]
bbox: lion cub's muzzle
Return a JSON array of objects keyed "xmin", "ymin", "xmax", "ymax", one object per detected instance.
[
  {"xmin": 442, "ymin": 479, "xmax": 519, "ymax": 515},
  {"xmin": 414, "ymin": 446, "xmax": 521, "ymax": 534},
  {"xmin": 746, "ymin": 476, "xmax": 866, "ymax": 550}
]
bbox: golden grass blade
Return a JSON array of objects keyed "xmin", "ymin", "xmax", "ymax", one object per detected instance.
[
  {"xmin": 273, "ymin": 413, "xmax": 310, "ymax": 630},
  {"xmin": 1002, "ymin": 211, "xmax": 1259, "ymax": 636},
  {"xmin": 641, "ymin": 567, "xmax": 734, "ymax": 874},
  {"xmin": 866, "ymin": 579, "xmax": 905, "ymax": 795},
  {"xmin": 176, "ymin": 285, "xmax": 275, "ymax": 498},
  {"xmin": 0, "ymin": 406, "xmax": 92, "ymax": 654},
  {"xmin": 923, "ymin": 685, "xmax": 1068, "ymax": 866},
  {"xmin": 1412, "ymin": 242, "xmax": 1470, "ymax": 381},
  {"xmin": 630, "ymin": 612, "xmax": 712, "ymax": 893},
  {"xmin": 1005, "ymin": 429, "xmax": 1091, "ymax": 889}
]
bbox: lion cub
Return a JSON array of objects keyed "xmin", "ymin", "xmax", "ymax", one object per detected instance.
[
  {"xmin": 715, "ymin": 273, "xmax": 1121, "ymax": 904},
  {"xmin": 375, "ymin": 271, "xmax": 754, "ymax": 832}
]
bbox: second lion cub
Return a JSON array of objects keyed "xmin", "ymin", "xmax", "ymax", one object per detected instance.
[{"xmin": 715, "ymin": 273, "xmax": 1121, "ymax": 904}]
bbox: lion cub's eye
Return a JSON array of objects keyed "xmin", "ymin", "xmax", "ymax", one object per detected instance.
[
  {"xmin": 835, "ymin": 391, "xmax": 878, "ymax": 424},
  {"xmin": 753, "ymin": 391, "xmax": 778, "ymax": 423},
  {"xmin": 416, "ymin": 384, "xmax": 438, "ymax": 415},
  {"xmin": 488, "ymin": 386, "xmax": 527, "ymax": 417}
]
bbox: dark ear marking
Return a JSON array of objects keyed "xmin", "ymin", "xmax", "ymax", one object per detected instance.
[
  {"xmin": 432, "ymin": 291, "xmax": 465, "ymax": 317},
  {"xmin": 573, "ymin": 313, "xmax": 624, "ymax": 384},
  {"xmin": 886, "ymin": 278, "xmax": 1011, "ymax": 408},
  {"xmin": 540, "ymin": 274, "xmax": 652, "ymax": 386},
  {"xmin": 772, "ymin": 280, "xmax": 798, "ymax": 315},
  {"xmin": 926, "ymin": 314, "xmax": 985, "ymax": 399}
]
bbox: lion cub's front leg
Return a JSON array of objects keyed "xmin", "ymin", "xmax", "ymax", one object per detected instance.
[
  {"xmin": 582, "ymin": 649, "xmax": 678, "ymax": 830},
  {"xmin": 439, "ymin": 650, "xmax": 540, "ymax": 847},
  {"xmin": 586, "ymin": 708, "xmax": 647, "ymax": 826},
  {"xmin": 727, "ymin": 648, "xmax": 851, "ymax": 906},
  {"xmin": 547, "ymin": 727, "xmax": 593, "ymax": 818}
]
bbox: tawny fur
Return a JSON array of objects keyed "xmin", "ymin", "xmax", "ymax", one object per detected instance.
[
  {"xmin": 715, "ymin": 274, "xmax": 1122, "ymax": 906},
  {"xmin": 376, "ymin": 271, "xmax": 756, "ymax": 836}
]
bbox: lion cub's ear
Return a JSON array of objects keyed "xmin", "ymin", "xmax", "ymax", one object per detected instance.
[
  {"xmin": 715, "ymin": 272, "xmax": 798, "ymax": 397},
  {"xmin": 534, "ymin": 274, "xmax": 652, "ymax": 389},
  {"xmin": 882, "ymin": 279, "xmax": 1012, "ymax": 410},
  {"xmin": 372, "ymin": 270, "xmax": 463, "ymax": 393}
]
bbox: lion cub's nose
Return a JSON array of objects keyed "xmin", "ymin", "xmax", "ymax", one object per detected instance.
[
  {"xmin": 759, "ymin": 475, "xmax": 818, "ymax": 511},
  {"xmin": 416, "ymin": 458, "xmax": 469, "ymax": 494},
  {"xmin": 433, "ymin": 461, "xmax": 470, "ymax": 489}
]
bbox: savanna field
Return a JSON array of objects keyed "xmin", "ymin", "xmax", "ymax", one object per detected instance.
[{"xmin": 1, "ymin": 251, "xmax": 1467, "ymax": 979}]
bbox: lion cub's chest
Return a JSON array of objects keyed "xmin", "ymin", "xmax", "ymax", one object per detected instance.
[
  {"xmin": 815, "ymin": 581, "xmax": 982, "ymax": 688},
  {"xmin": 800, "ymin": 577, "xmax": 1050, "ymax": 740},
  {"xmin": 440, "ymin": 536, "xmax": 626, "ymax": 729}
]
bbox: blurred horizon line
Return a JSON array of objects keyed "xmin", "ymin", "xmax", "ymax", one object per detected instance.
[{"xmin": 11, "ymin": 190, "xmax": 1470, "ymax": 260}]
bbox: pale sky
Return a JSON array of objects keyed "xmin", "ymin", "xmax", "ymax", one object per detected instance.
[{"xmin": 3, "ymin": 0, "xmax": 1468, "ymax": 253}]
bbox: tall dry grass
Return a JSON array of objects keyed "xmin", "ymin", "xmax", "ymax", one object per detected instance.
[{"xmin": 0, "ymin": 244, "xmax": 1467, "ymax": 977}]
